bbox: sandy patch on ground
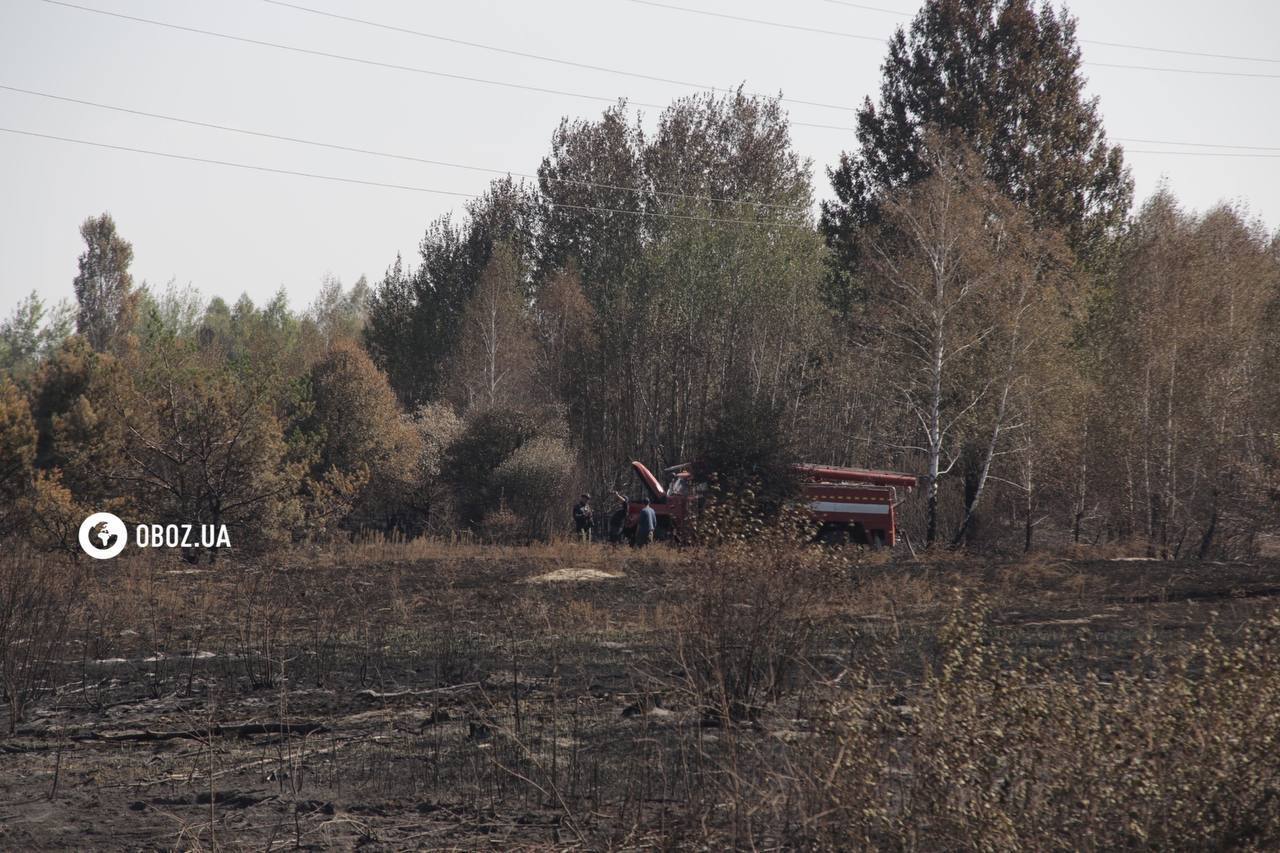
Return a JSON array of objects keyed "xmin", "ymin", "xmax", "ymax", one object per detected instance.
[{"xmin": 526, "ymin": 566, "xmax": 624, "ymax": 583}]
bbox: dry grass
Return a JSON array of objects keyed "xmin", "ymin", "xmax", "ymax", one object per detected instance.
[{"xmin": 2, "ymin": 537, "xmax": 1280, "ymax": 848}]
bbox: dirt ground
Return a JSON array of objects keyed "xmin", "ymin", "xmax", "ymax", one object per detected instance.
[{"xmin": 2, "ymin": 544, "xmax": 1279, "ymax": 850}]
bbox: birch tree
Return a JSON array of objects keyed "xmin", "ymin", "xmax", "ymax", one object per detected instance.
[
  {"xmin": 448, "ymin": 242, "xmax": 537, "ymax": 412},
  {"xmin": 863, "ymin": 144, "xmax": 1071, "ymax": 546}
]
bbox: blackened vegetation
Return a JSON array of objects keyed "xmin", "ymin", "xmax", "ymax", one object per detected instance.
[{"xmin": 4, "ymin": 544, "xmax": 1280, "ymax": 848}]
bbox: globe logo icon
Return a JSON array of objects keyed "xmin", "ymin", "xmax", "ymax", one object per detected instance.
[{"xmin": 78, "ymin": 512, "xmax": 128, "ymax": 560}]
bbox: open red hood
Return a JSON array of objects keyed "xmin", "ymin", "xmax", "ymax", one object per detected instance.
[{"xmin": 631, "ymin": 461, "xmax": 666, "ymax": 500}]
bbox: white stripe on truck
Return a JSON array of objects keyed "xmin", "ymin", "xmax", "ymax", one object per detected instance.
[{"xmin": 810, "ymin": 501, "xmax": 891, "ymax": 515}]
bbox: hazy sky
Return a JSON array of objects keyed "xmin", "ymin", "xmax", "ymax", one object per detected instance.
[{"xmin": 2, "ymin": 0, "xmax": 1278, "ymax": 318}]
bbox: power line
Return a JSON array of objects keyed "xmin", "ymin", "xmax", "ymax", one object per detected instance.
[
  {"xmin": 1086, "ymin": 61, "xmax": 1280, "ymax": 81},
  {"xmin": 38, "ymin": 1, "xmax": 1279, "ymax": 154},
  {"xmin": 826, "ymin": 0, "xmax": 1280, "ymax": 65},
  {"xmin": 41, "ymin": 1, "xmax": 854, "ymax": 132},
  {"xmin": 820, "ymin": 0, "xmax": 908, "ymax": 16},
  {"xmin": 1079, "ymin": 39, "xmax": 1280, "ymax": 66},
  {"xmin": 1117, "ymin": 137, "xmax": 1280, "ymax": 153},
  {"xmin": 0, "ymin": 84, "xmax": 808, "ymax": 213},
  {"xmin": 262, "ymin": 0, "xmax": 856, "ymax": 113},
  {"xmin": 1124, "ymin": 148, "xmax": 1280, "ymax": 159},
  {"xmin": 8, "ymin": 81, "xmax": 1272, "ymax": 197},
  {"xmin": 0, "ymin": 126, "xmax": 813, "ymax": 226},
  {"xmin": 244, "ymin": 3, "xmax": 1280, "ymax": 155},
  {"xmin": 629, "ymin": 0, "xmax": 1280, "ymax": 80},
  {"xmin": 625, "ymin": 0, "xmax": 884, "ymax": 42}
]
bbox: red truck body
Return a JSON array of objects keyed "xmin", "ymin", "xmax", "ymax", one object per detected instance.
[{"xmin": 619, "ymin": 461, "xmax": 917, "ymax": 546}]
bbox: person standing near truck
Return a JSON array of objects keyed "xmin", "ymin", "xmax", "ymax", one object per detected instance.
[
  {"xmin": 635, "ymin": 498, "xmax": 657, "ymax": 547},
  {"xmin": 608, "ymin": 491, "xmax": 628, "ymax": 544},
  {"xmin": 573, "ymin": 494, "xmax": 594, "ymax": 542}
]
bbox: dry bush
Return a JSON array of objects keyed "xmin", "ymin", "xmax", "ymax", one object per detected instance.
[
  {"xmin": 905, "ymin": 606, "xmax": 1280, "ymax": 850},
  {"xmin": 749, "ymin": 603, "xmax": 1280, "ymax": 850},
  {"xmin": 0, "ymin": 554, "xmax": 82, "ymax": 733},
  {"xmin": 479, "ymin": 502, "xmax": 526, "ymax": 545},
  {"xmin": 232, "ymin": 567, "xmax": 292, "ymax": 689},
  {"xmin": 664, "ymin": 503, "xmax": 851, "ymax": 721}
]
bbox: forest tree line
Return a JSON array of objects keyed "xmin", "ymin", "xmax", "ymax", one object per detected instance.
[{"xmin": 1, "ymin": 0, "xmax": 1278, "ymax": 556}]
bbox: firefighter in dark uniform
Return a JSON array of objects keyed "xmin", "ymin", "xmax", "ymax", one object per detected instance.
[{"xmin": 573, "ymin": 494, "xmax": 594, "ymax": 542}]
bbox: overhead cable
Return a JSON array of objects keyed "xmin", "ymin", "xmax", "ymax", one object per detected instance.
[
  {"xmin": 0, "ymin": 126, "xmax": 814, "ymax": 226},
  {"xmin": 0, "ymin": 83, "xmax": 809, "ymax": 212},
  {"xmin": 40, "ymin": 1, "xmax": 854, "ymax": 132}
]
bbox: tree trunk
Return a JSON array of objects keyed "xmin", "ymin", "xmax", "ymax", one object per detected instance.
[{"xmin": 925, "ymin": 332, "xmax": 944, "ymax": 548}]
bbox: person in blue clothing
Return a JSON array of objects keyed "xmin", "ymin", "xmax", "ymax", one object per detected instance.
[{"xmin": 635, "ymin": 498, "xmax": 658, "ymax": 547}]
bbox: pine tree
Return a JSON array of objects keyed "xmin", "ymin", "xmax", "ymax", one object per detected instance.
[
  {"xmin": 821, "ymin": 0, "xmax": 1132, "ymax": 309},
  {"xmin": 365, "ymin": 179, "xmax": 539, "ymax": 405}
]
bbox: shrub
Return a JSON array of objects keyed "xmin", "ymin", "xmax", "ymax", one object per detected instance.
[
  {"xmin": 0, "ymin": 377, "xmax": 35, "ymax": 538},
  {"xmin": 410, "ymin": 402, "xmax": 464, "ymax": 534},
  {"xmin": 492, "ymin": 435, "xmax": 578, "ymax": 540},
  {"xmin": 304, "ymin": 341, "xmax": 423, "ymax": 533},
  {"xmin": 442, "ymin": 407, "xmax": 579, "ymax": 539},
  {"xmin": 28, "ymin": 470, "xmax": 85, "ymax": 555},
  {"xmin": 479, "ymin": 501, "xmax": 525, "ymax": 545},
  {"xmin": 787, "ymin": 605, "xmax": 1280, "ymax": 850},
  {"xmin": 665, "ymin": 505, "xmax": 846, "ymax": 720}
]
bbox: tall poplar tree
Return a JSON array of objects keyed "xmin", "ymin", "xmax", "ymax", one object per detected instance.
[{"xmin": 73, "ymin": 213, "xmax": 139, "ymax": 353}]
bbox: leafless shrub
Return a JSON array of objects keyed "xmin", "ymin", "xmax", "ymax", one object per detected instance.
[
  {"xmin": 232, "ymin": 567, "xmax": 290, "ymax": 689},
  {"xmin": 0, "ymin": 554, "xmax": 82, "ymax": 733},
  {"xmin": 663, "ymin": 502, "xmax": 850, "ymax": 722}
]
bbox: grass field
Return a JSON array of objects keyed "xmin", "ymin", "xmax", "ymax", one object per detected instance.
[{"xmin": 3, "ymin": 541, "xmax": 1280, "ymax": 850}]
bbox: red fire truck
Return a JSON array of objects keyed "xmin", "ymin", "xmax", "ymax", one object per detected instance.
[{"xmin": 617, "ymin": 461, "xmax": 917, "ymax": 546}]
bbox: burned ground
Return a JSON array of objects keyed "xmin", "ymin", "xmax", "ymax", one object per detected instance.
[{"xmin": 2, "ymin": 544, "xmax": 1280, "ymax": 850}]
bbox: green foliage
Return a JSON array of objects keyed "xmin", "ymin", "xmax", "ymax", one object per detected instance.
[
  {"xmin": 4, "ymin": 77, "xmax": 1277, "ymax": 556},
  {"xmin": 198, "ymin": 288, "xmax": 308, "ymax": 383},
  {"xmin": 30, "ymin": 336, "xmax": 106, "ymax": 471},
  {"xmin": 302, "ymin": 341, "xmax": 423, "ymax": 533},
  {"xmin": 538, "ymin": 90, "xmax": 824, "ymax": 480},
  {"xmin": 822, "ymin": 0, "xmax": 1132, "ymax": 307},
  {"xmin": 0, "ymin": 292, "xmax": 73, "ymax": 378},
  {"xmin": 113, "ymin": 342, "xmax": 301, "ymax": 556},
  {"xmin": 408, "ymin": 402, "xmax": 464, "ymax": 533},
  {"xmin": 0, "ymin": 378, "xmax": 36, "ymax": 537},
  {"xmin": 447, "ymin": 241, "xmax": 539, "ymax": 411},
  {"xmin": 135, "ymin": 279, "xmax": 205, "ymax": 346},
  {"xmin": 442, "ymin": 407, "xmax": 542, "ymax": 529},
  {"xmin": 698, "ymin": 394, "xmax": 799, "ymax": 516},
  {"xmin": 305, "ymin": 274, "xmax": 369, "ymax": 347},
  {"xmin": 492, "ymin": 434, "xmax": 579, "ymax": 540},
  {"xmin": 73, "ymin": 213, "xmax": 139, "ymax": 353},
  {"xmin": 365, "ymin": 180, "xmax": 540, "ymax": 405}
]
